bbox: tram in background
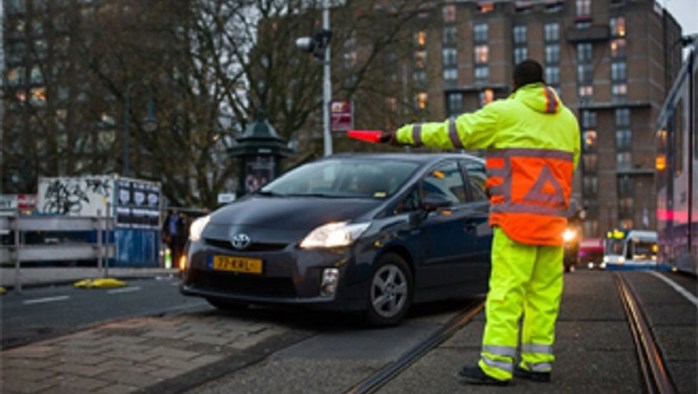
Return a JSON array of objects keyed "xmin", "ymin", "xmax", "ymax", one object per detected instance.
[{"xmin": 655, "ymin": 37, "xmax": 697, "ymax": 275}]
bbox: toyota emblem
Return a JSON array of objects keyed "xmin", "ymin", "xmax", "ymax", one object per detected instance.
[{"xmin": 231, "ymin": 233, "xmax": 251, "ymax": 250}]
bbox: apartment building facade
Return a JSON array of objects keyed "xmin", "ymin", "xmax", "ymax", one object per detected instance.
[{"xmin": 406, "ymin": 0, "xmax": 682, "ymax": 238}]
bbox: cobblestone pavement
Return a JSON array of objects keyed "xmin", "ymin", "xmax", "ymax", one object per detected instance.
[{"xmin": 0, "ymin": 309, "xmax": 313, "ymax": 394}]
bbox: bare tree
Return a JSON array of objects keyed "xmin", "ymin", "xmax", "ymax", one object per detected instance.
[{"xmin": 2, "ymin": 0, "xmax": 437, "ymax": 208}]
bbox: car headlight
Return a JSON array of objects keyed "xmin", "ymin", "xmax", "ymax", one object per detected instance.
[
  {"xmin": 300, "ymin": 221, "xmax": 370, "ymax": 249},
  {"xmin": 189, "ymin": 215, "xmax": 211, "ymax": 242},
  {"xmin": 563, "ymin": 228, "xmax": 576, "ymax": 242}
]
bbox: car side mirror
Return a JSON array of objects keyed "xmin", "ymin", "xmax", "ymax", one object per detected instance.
[{"xmin": 422, "ymin": 193, "xmax": 452, "ymax": 212}]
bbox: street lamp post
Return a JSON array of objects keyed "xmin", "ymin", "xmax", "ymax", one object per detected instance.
[
  {"xmin": 296, "ymin": 0, "xmax": 333, "ymax": 156},
  {"xmin": 123, "ymin": 82, "xmax": 157, "ymax": 178}
]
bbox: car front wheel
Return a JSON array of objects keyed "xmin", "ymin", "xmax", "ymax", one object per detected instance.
[{"xmin": 365, "ymin": 253, "xmax": 413, "ymax": 326}]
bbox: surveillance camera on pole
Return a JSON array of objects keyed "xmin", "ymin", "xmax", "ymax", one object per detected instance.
[
  {"xmin": 295, "ymin": 29, "xmax": 332, "ymax": 60},
  {"xmin": 296, "ymin": 1, "xmax": 333, "ymax": 157}
]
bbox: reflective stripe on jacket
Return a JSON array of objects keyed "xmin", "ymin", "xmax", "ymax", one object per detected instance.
[
  {"xmin": 396, "ymin": 83, "xmax": 580, "ymax": 246},
  {"xmin": 486, "ymin": 148, "xmax": 574, "ymax": 245}
]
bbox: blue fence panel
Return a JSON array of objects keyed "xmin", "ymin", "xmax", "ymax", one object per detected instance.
[{"xmin": 114, "ymin": 229, "xmax": 160, "ymax": 267}]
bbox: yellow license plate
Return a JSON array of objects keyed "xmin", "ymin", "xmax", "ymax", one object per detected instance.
[{"xmin": 212, "ymin": 256, "xmax": 263, "ymax": 274}]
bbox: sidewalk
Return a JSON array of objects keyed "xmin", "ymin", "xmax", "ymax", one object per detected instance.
[{"xmin": 0, "ymin": 267, "xmax": 179, "ymax": 290}]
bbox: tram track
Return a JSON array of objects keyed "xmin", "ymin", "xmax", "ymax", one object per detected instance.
[
  {"xmin": 344, "ymin": 299, "xmax": 484, "ymax": 394},
  {"xmin": 614, "ymin": 272, "xmax": 676, "ymax": 394}
]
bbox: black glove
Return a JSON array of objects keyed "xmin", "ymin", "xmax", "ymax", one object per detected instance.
[{"xmin": 378, "ymin": 131, "xmax": 398, "ymax": 145}]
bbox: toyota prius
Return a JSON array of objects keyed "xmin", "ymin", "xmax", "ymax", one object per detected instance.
[{"xmin": 180, "ymin": 153, "xmax": 492, "ymax": 325}]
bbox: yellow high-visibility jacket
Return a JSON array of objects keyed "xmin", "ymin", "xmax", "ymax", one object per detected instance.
[{"xmin": 396, "ymin": 83, "xmax": 580, "ymax": 246}]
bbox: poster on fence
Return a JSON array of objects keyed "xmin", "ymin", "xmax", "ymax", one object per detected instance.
[{"xmin": 115, "ymin": 178, "xmax": 161, "ymax": 229}]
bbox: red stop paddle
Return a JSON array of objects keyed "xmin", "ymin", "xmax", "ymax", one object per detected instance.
[{"xmin": 347, "ymin": 130, "xmax": 384, "ymax": 144}]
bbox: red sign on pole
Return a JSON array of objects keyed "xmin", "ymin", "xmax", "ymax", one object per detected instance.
[{"xmin": 330, "ymin": 100, "xmax": 353, "ymax": 132}]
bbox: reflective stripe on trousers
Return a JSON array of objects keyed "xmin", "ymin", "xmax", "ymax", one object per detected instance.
[
  {"xmin": 480, "ymin": 227, "xmax": 563, "ymax": 380},
  {"xmin": 520, "ymin": 343, "xmax": 554, "ymax": 373}
]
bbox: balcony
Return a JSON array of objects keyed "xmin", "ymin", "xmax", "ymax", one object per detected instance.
[{"xmin": 566, "ymin": 24, "xmax": 610, "ymax": 43}]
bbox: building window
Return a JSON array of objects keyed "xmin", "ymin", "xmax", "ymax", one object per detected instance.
[
  {"xmin": 443, "ymin": 5, "xmax": 456, "ymax": 23},
  {"xmin": 417, "ymin": 92, "xmax": 428, "ymax": 109},
  {"xmin": 415, "ymin": 50, "xmax": 427, "ymax": 69},
  {"xmin": 479, "ymin": 1, "xmax": 494, "ymax": 13},
  {"xmin": 474, "ymin": 23, "xmax": 488, "ymax": 43},
  {"xmin": 579, "ymin": 85, "xmax": 594, "ymax": 97},
  {"xmin": 617, "ymin": 152, "xmax": 632, "ymax": 169},
  {"xmin": 610, "ymin": 16, "xmax": 626, "ymax": 37},
  {"xmin": 513, "ymin": 25, "xmax": 527, "ymax": 44},
  {"xmin": 611, "ymin": 62, "xmax": 626, "ymax": 82},
  {"xmin": 576, "ymin": 0, "xmax": 591, "ymax": 17},
  {"xmin": 583, "ymin": 153, "xmax": 598, "ymax": 172},
  {"xmin": 474, "ymin": 45, "xmax": 489, "ymax": 64},
  {"xmin": 577, "ymin": 63, "xmax": 593, "ymax": 84},
  {"xmin": 443, "ymin": 48, "xmax": 457, "ymax": 66},
  {"xmin": 544, "ymin": 23, "xmax": 560, "ymax": 42},
  {"xmin": 444, "ymin": 68, "xmax": 458, "ymax": 82},
  {"xmin": 7, "ymin": 67, "xmax": 24, "ymax": 87},
  {"xmin": 475, "ymin": 66, "xmax": 489, "ymax": 81},
  {"xmin": 545, "ymin": 66, "xmax": 560, "ymax": 85},
  {"xmin": 616, "ymin": 129, "xmax": 632, "ymax": 150},
  {"xmin": 413, "ymin": 70, "xmax": 426, "ymax": 84},
  {"xmin": 416, "ymin": 31, "xmax": 427, "ymax": 47},
  {"xmin": 581, "ymin": 110, "xmax": 597, "ymax": 128},
  {"xmin": 618, "ymin": 175, "xmax": 634, "ymax": 195},
  {"xmin": 612, "ymin": 83, "xmax": 627, "ymax": 96},
  {"xmin": 480, "ymin": 89, "xmax": 494, "ymax": 106},
  {"xmin": 443, "ymin": 26, "xmax": 457, "ymax": 46},
  {"xmin": 577, "ymin": 43, "xmax": 592, "ymax": 63},
  {"xmin": 619, "ymin": 197, "xmax": 634, "ymax": 218},
  {"xmin": 447, "ymin": 92, "xmax": 463, "ymax": 115},
  {"xmin": 615, "ymin": 108, "xmax": 630, "ymax": 126},
  {"xmin": 545, "ymin": 44, "xmax": 560, "ymax": 64},
  {"xmin": 583, "ymin": 130, "xmax": 597, "ymax": 151},
  {"xmin": 514, "ymin": 47, "xmax": 528, "ymax": 65},
  {"xmin": 611, "ymin": 38, "xmax": 626, "ymax": 58},
  {"xmin": 583, "ymin": 175, "xmax": 598, "ymax": 196}
]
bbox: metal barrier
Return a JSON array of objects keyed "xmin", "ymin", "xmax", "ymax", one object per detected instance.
[{"xmin": 0, "ymin": 211, "xmax": 114, "ymax": 292}]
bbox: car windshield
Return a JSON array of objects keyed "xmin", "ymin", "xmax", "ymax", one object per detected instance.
[{"xmin": 260, "ymin": 158, "xmax": 420, "ymax": 199}]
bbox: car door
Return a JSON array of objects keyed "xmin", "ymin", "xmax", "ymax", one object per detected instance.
[
  {"xmin": 460, "ymin": 158, "xmax": 493, "ymax": 289},
  {"xmin": 414, "ymin": 160, "xmax": 480, "ymax": 290}
]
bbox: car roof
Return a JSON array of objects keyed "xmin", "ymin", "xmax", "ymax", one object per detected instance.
[{"xmin": 326, "ymin": 152, "xmax": 483, "ymax": 165}]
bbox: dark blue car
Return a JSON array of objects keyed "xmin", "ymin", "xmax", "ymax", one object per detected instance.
[{"xmin": 181, "ymin": 153, "xmax": 492, "ymax": 325}]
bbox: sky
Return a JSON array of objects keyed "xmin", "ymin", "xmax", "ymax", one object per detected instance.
[{"xmin": 663, "ymin": 0, "xmax": 698, "ymax": 36}]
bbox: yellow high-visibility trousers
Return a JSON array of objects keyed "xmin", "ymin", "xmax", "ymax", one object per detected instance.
[{"xmin": 478, "ymin": 227, "xmax": 564, "ymax": 381}]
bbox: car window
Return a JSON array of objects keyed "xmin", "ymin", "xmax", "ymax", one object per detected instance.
[
  {"xmin": 462, "ymin": 159, "xmax": 488, "ymax": 202},
  {"xmin": 394, "ymin": 186, "xmax": 421, "ymax": 214},
  {"xmin": 261, "ymin": 158, "xmax": 419, "ymax": 198},
  {"xmin": 421, "ymin": 161, "xmax": 466, "ymax": 205}
]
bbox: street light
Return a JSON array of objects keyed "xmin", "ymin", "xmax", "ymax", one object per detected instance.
[
  {"xmin": 124, "ymin": 82, "xmax": 157, "ymax": 178},
  {"xmin": 296, "ymin": 0, "xmax": 332, "ymax": 157}
]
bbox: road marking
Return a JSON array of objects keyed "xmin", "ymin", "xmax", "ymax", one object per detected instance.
[
  {"xmin": 107, "ymin": 286, "xmax": 142, "ymax": 294},
  {"xmin": 24, "ymin": 295, "xmax": 70, "ymax": 305},
  {"xmin": 648, "ymin": 271, "xmax": 698, "ymax": 307}
]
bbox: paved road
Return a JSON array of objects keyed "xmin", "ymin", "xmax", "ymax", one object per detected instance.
[{"xmin": 0, "ymin": 270, "xmax": 695, "ymax": 394}]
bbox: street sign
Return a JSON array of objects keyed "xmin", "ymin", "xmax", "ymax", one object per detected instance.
[{"xmin": 330, "ymin": 100, "xmax": 353, "ymax": 132}]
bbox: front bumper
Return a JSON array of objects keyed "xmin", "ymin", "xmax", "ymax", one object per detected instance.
[{"xmin": 180, "ymin": 238, "xmax": 376, "ymax": 312}]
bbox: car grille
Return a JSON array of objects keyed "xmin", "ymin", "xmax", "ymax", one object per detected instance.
[
  {"xmin": 204, "ymin": 238, "xmax": 288, "ymax": 252},
  {"xmin": 188, "ymin": 269, "xmax": 297, "ymax": 297}
]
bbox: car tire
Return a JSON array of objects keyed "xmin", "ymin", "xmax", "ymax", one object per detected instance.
[
  {"xmin": 365, "ymin": 253, "xmax": 413, "ymax": 327},
  {"xmin": 206, "ymin": 297, "xmax": 249, "ymax": 311}
]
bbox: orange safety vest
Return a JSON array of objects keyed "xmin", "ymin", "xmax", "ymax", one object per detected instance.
[{"xmin": 486, "ymin": 148, "xmax": 574, "ymax": 246}]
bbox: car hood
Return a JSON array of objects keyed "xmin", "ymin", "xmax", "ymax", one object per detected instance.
[{"xmin": 209, "ymin": 195, "xmax": 383, "ymax": 230}]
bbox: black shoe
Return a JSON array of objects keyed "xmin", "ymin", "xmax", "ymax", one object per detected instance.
[
  {"xmin": 514, "ymin": 365, "xmax": 551, "ymax": 383},
  {"xmin": 458, "ymin": 366, "xmax": 510, "ymax": 386}
]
